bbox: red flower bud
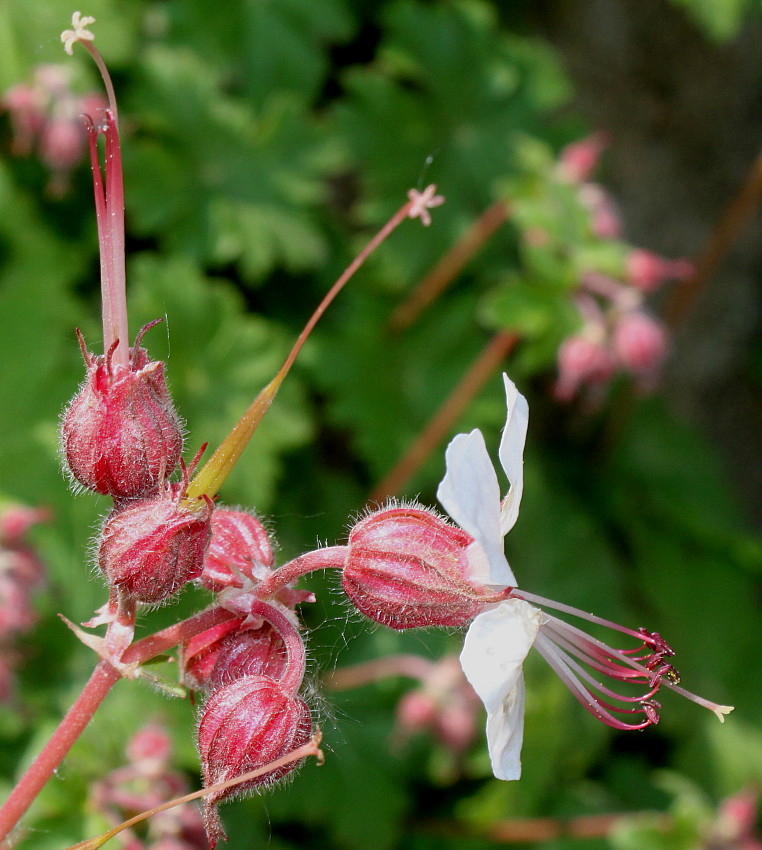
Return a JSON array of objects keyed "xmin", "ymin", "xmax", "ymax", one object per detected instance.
[
  {"xmin": 208, "ymin": 623, "xmax": 289, "ymax": 689},
  {"xmin": 181, "ymin": 616, "xmax": 245, "ymax": 691},
  {"xmin": 342, "ymin": 507, "xmax": 497, "ymax": 630},
  {"xmin": 198, "ymin": 676, "xmax": 312, "ymax": 848},
  {"xmin": 200, "ymin": 508, "xmax": 274, "ymax": 592},
  {"xmin": 181, "ymin": 617, "xmax": 288, "ymax": 692},
  {"xmin": 61, "ymin": 326, "xmax": 183, "ymax": 499},
  {"xmin": 98, "ymin": 486, "xmax": 212, "ymax": 605}
]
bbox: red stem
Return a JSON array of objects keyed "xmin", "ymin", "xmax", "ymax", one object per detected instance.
[
  {"xmin": 0, "ymin": 606, "xmax": 236, "ymax": 844},
  {"xmin": 254, "ymin": 546, "xmax": 348, "ymax": 600}
]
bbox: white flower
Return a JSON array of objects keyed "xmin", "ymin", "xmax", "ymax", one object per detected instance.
[
  {"xmin": 437, "ymin": 374, "xmax": 536, "ymax": 780},
  {"xmin": 436, "ymin": 373, "xmax": 732, "ymax": 781}
]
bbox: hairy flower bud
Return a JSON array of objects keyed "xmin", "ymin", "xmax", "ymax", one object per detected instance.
[
  {"xmin": 209, "ymin": 623, "xmax": 289, "ymax": 689},
  {"xmin": 98, "ymin": 486, "xmax": 212, "ymax": 605},
  {"xmin": 200, "ymin": 508, "xmax": 274, "ymax": 592},
  {"xmin": 198, "ymin": 676, "xmax": 312, "ymax": 848},
  {"xmin": 61, "ymin": 327, "xmax": 183, "ymax": 499},
  {"xmin": 182, "ymin": 617, "xmax": 288, "ymax": 692},
  {"xmin": 342, "ymin": 507, "xmax": 501, "ymax": 630}
]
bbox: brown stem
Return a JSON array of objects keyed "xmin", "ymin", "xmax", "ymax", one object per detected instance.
[
  {"xmin": 389, "ymin": 200, "xmax": 509, "ymax": 332},
  {"xmin": 665, "ymin": 149, "xmax": 762, "ymax": 327},
  {"xmin": 369, "ymin": 331, "xmax": 519, "ymax": 502}
]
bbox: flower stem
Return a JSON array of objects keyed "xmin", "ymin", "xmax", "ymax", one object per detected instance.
[
  {"xmin": 0, "ymin": 661, "xmax": 119, "ymax": 845},
  {"xmin": 369, "ymin": 330, "xmax": 519, "ymax": 502},
  {"xmin": 253, "ymin": 547, "xmax": 348, "ymax": 600},
  {"xmin": 186, "ymin": 197, "xmax": 420, "ymax": 503},
  {"xmin": 0, "ymin": 606, "xmax": 236, "ymax": 844}
]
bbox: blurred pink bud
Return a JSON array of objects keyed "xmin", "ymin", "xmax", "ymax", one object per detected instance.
[
  {"xmin": 342, "ymin": 507, "xmax": 505, "ymax": 630},
  {"xmin": 0, "ymin": 574, "xmax": 36, "ymax": 635},
  {"xmin": 557, "ymin": 132, "xmax": 608, "ymax": 183},
  {"xmin": 125, "ymin": 723, "xmax": 173, "ymax": 771},
  {"xmin": 200, "ymin": 509, "xmax": 274, "ymax": 593},
  {"xmin": 198, "ymin": 676, "xmax": 312, "ymax": 848},
  {"xmin": 578, "ymin": 183, "xmax": 622, "ymax": 239},
  {"xmin": 61, "ymin": 327, "xmax": 184, "ymax": 499},
  {"xmin": 0, "ymin": 504, "xmax": 49, "ymax": 546},
  {"xmin": 1, "ymin": 83, "xmax": 46, "ymax": 155},
  {"xmin": 612, "ymin": 311, "xmax": 668, "ymax": 377},
  {"xmin": 39, "ymin": 116, "xmax": 85, "ymax": 171},
  {"xmin": 626, "ymin": 248, "xmax": 694, "ymax": 293},
  {"xmin": 397, "ymin": 690, "xmax": 438, "ymax": 732},
  {"xmin": 555, "ymin": 333, "xmax": 616, "ymax": 401},
  {"xmin": 98, "ymin": 486, "xmax": 212, "ymax": 606}
]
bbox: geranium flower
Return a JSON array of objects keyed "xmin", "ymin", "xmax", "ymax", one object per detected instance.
[{"xmin": 437, "ymin": 375, "xmax": 733, "ymax": 780}]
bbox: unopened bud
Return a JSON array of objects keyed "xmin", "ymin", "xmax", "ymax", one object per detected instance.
[
  {"xmin": 198, "ymin": 675, "xmax": 312, "ymax": 848},
  {"xmin": 612, "ymin": 311, "xmax": 668, "ymax": 376},
  {"xmin": 626, "ymin": 248, "xmax": 693, "ymax": 293},
  {"xmin": 181, "ymin": 617, "xmax": 289, "ymax": 692},
  {"xmin": 342, "ymin": 507, "xmax": 500, "ymax": 630},
  {"xmin": 98, "ymin": 486, "xmax": 212, "ymax": 605},
  {"xmin": 555, "ymin": 333, "xmax": 616, "ymax": 400},
  {"xmin": 61, "ymin": 327, "xmax": 184, "ymax": 499},
  {"xmin": 200, "ymin": 508, "xmax": 273, "ymax": 592}
]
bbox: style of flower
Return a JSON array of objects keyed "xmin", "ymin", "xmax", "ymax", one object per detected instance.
[{"xmin": 437, "ymin": 375, "xmax": 733, "ymax": 781}]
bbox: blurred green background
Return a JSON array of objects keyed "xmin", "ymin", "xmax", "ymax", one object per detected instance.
[{"xmin": 0, "ymin": 0, "xmax": 760, "ymax": 847}]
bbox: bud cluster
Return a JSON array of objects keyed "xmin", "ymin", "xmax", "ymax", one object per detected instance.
[
  {"xmin": 185, "ymin": 509, "xmax": 313, "ymax": 848},
  {"xmin": 551, "ymin": 134, "xmax": 692, "ymax": 400},
  {"xmin": 90, "ymin": 722, "xmax": 207, "ymax": 850},
  {"xmin": 0, "ymin": 63, "xmax": 106, "ymax": 196}
]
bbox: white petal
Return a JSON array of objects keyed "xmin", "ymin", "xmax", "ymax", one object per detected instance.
[
  {"xmin": 485, "ymin": 672, "xmax": 527, "ymax": 780},
  {"xmin": 460, "ymin": 599, "xmax": 542, "ymax": 780},
  {"xmin": 498, "ymin": 375, "xmax": 529, "ymax": 535},
  {"xmin": 437, "ymin": 430, "xmax": 515, "ymax": 586}
]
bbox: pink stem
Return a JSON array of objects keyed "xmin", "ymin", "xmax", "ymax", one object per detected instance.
[
  {"xmin": 0, "ymin": 661, "xmax": 119, "ymax": 844},
  {"xmin": 254, "ymin": 546, "xmax": 348, "ymax": 600},
  {"xmin": 0, "ymin": 607, "xmax": 236, "ymax": 843},
  {"xmin": 246, "ymin": 600, "xmax": 306, "ymax": 696}
]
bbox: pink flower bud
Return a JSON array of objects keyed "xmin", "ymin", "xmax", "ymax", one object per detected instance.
[
  {"xmin": 125, "ymin": 723, "xmax": 173, "ymax": 770},
  {"xmin": 198, "ymin": 676, "xmax": 312, "ymax": 848},
  {"xmin": 39, "ymin": 116, "xmax": 84, "ymax": 171},
  {"xmin": 612, "ymin": 311, "xmax": 668, "ymax": 376},
  {"xmin": 0, "ymin": 504, "xmax": 49, "ymax": 546},
  {"xmin": 578, "ymin": 183, "xmax": 622, "ymax": 239},
  {"xmin": 200, "ymin": 508, "xmax": 274, "ymax": 592},
  {"xmin": 626, "ymin": 248, "xmax": 694, "ymax": 293},
  {"xmin": 98, "ymin": 486, "xmax": 212, "ymax": 606},
  {"xmin": 208, "ymin": 623, "xmax": 289, "ymax": 690},
  {"xmin": 555, "ymin": 333, "xmax": 616, "ymax": 400},
  {"xmin": 181, "ymin": 617, "xmax": 289, "ymax": 692},
  {"xmin": 342, "ymin": 507, "xmax": 500, "ymax": 630},
  {"xmin": 181, "ymin": 616, "xmax": 245, "ymax": 692},
  {"xmin": 61, "ymin": 327, "xmax": 184, "ymax": 499},
  {"xmin": 557, "ymin": 132, "xmax": 607, "ymax": 183}
]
